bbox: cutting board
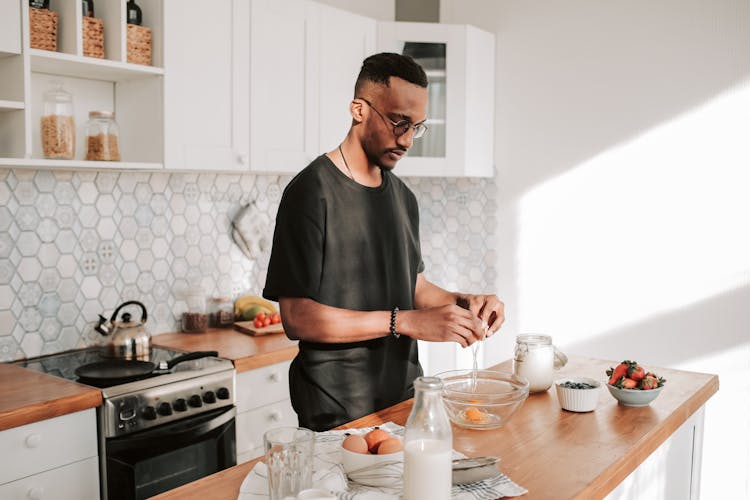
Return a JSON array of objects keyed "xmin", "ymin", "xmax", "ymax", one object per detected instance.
[{"xmin": 234, "ymin": 321, "xmax": 285, "ymax": 337}]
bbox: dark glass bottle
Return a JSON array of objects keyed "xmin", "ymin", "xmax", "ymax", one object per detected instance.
[
  {"xmin": 82, "ymin": 0, "xmax": 94, "ymax": 17},
  {"xmin": 29, "ymin": 0, "xmax": 50, "ymax": 9},
  {"xmin": 127, "ymin": 0, "xmax": 142, "ymax": 26}
]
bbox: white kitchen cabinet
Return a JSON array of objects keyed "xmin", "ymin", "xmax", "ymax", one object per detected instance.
[
  {"xmin": 606, "ymin": 406, "xmax": 706, "ymax": 500},
  {"xmin": 248, "ymin": 0, "xmax": 376, "ymax": 173},
  {"xmin": 0, "ymin": 409, "xmax": 99, "ymax": 498},
  {"xmin": 378, "ymin": 22, "xmax": 495, "ymax": 177},
  {"xmin": 234, "ymin": 360, "xmax": 297, "ymax": 463},
  {"xmin": 0, "ymin": 0, "xmax": 165, "ymax": 168},
  {"xmin": 163, "ymin": 0, "xmax": 249, "ymax": 171},
  {"xmin": 0, "ymin": 1, "xmax": 21, "ymax": 55}
]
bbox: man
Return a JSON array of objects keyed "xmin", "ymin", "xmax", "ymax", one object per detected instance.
[{"xmin": 263, "ymin": 52, "xmax": 504, "ymax": 431}]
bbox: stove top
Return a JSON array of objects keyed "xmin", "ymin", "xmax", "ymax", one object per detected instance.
[
  {"xmin": 16, "ymin": 346, "xmax": 232, "ymax": 392},
  {"xmin": 16, "ymin": 347, "xmax": 236, "ymax": 437}
]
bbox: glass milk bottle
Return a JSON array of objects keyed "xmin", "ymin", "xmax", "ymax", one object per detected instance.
[
  {"xmin": 513, "ymin": 334, "xmax": 567, "ymax": 393},
  {"xmin": 403, "ymin": 377, "xmax": 452, "ymax": 500}
]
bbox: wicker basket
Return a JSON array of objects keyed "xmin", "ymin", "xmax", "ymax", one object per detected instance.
[
  {"xmin": 82, "ymin": 16, "xmax": 104, "ymax": 58},
  {"xmin": 127, "ymin": 24, "xmax": 151, "ymax": 66},
  {"xmin": 29, "ymin": 8, "xmax": 58, "ymax": 52}
]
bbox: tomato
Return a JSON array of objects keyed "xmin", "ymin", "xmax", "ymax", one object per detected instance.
[
  {"xmin": 262, "ymin": 316, "xmax": 271, "ymax": 327},
  {"xmin": 255, "ymin": 311, "xmax": 266, "ymax": 320},
  {"xmin": 253, "ymin": 318, "xmax": 264, "ymax": 329},
  {"xmin": 271, "ymin": 313, "xmax": 281, "ymax": 324}
]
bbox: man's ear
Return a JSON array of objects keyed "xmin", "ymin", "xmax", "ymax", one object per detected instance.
[{"xmin": 350, "ymin": 99, "xmax": 365, "ymax": 123}]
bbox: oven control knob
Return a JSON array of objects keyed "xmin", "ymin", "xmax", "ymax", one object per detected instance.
[
  {"xmin": 203, "ymin": 391, "xmax": 217, "ymax": 404},
  {"xmin": 188, "ymin": 395, "xmax": 203, "ymax": 408},
  {"xmin": 142, "ymin": 406, "xmax": 157, "ymax": 420},
  {"xmin": 157, "ymin": 402, "xmax": 173, "ymax": 416},
  {"xmin": 173, "ymin": 398, "xmax": 188, "ymax": 412},
  {"xmin": 216, "ymin": 387, "xmax": 230, "ymax": 400}
]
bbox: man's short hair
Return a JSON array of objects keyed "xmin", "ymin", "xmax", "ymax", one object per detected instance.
[{"xmin": 354, "ymin": 52, "xmax": 428, "ymax": 96}]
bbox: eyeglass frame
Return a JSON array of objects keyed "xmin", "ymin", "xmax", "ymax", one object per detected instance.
[{"xmin": 356, "ymin": 97, "xmax": 428, "ymax": 139}]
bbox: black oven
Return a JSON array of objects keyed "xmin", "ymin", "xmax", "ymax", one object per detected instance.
[{"xmin": 102, "ymin": 405, "xmax": 236, "ymax": 500}]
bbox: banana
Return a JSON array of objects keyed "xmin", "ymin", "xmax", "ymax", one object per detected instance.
[{"xmin": 234, "ymin": 295, "xmax": 278, "ymax": 317}]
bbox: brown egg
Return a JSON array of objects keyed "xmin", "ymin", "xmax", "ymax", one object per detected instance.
[
  {"xmin": 364, "ymin": 428, "xmax": 391, "ymax": 454},
  {"xmin": 342, "ymin": 434, "xmax": 369, "ymax": 454},
  {"xmin": 376, "ymin": 437, "xmax": 404, "ymax": 455}
]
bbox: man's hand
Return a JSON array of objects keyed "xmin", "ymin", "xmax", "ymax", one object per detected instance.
[
  {"xmin": 456, "ymin": 294, "xmax": 505, "ymax": 337},
  {"xmin": 398, "ymin": 304, "xmax": 486, "ymax": 348}
]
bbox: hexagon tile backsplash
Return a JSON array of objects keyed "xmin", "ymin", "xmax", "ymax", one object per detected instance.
[{"xmin": 0, "ymin": 168, "xmax": 497, "ymax": 361}]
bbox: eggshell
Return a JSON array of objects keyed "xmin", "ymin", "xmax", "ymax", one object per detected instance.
[
  {"xmin": 342, "ymin": 434, "xmax": 369, "ymax": 454},
  {"xmin": 376, "ymin": 437, "xmax": 403, "ymax": 455},
  {"xmin": 364, "ymin": 428, "xmax": 391, "ymax": 454}
]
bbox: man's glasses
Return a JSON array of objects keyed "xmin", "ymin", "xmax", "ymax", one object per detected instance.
[{"xmin": 357, "ymin": 98, "xmax": 428, "ymax": 139}]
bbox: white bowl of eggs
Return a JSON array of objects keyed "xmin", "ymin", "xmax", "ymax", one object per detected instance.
[{"xmin": 341, "ymin": 428, "xmax": 404, "ymax": 487}]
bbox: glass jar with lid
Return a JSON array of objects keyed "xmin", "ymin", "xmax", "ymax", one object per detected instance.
[
  {"xmin": 85, "ymin": 110, "xmax": 120, "ymax": 161},
  {"xmin": 181, "ymin": 286, "xmax": 208, "ymax": 333},
  {"xmin": 41, "ymin": 81, "xmax": 75, "ymax": 160},
  {"xmin": 208, "ymin": 296, "xmax": 234, "ymax": 328},
  {"xmin": 512, "ymin": 334, "xmax": 568, "ymax": 393}
]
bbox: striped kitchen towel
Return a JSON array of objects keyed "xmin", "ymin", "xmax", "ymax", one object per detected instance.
[{"xmin": 238, "ymin": 422, "xmax": 527, "ymax": 499}]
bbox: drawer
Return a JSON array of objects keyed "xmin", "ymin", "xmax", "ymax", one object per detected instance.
[
  {"xmin": 0, "ymin": 456, "xmax": 99, "ymax": 500},
  {"xmin": 0, "ymin": 409, "xmax": 98, "ymax": 485},
  {"xmin": 236, "ymin": 360, "xmax": 292, "ymax": 412},
  {"xmin": 236, "ymin": 398, "xmax": 297, "ymax": 456}
]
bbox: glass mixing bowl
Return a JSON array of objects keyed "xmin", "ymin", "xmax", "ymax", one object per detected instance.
[{"xmin": 435, "ymin": 369, "xmax": 529, "ymax": 430}]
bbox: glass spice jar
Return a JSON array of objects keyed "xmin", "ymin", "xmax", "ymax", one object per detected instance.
[
  {"xmin": 181, "ymin": 287, "xmax": 208, "ymax": 333},
  {"xmin": 208, "ymin": 296, "xmax": 234, "ymax": 328},
  {"xmin": 85, "ymin": 110, "xmax": 120, "ymax": 161},
  {"xmin": 41, "ymin": 82, "xmax": 75, "ymax": 160}
]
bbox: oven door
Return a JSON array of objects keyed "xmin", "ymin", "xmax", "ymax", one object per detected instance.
[{"xmin": 104, "ymin": 405, "xmax": 236, "ymax": 500}]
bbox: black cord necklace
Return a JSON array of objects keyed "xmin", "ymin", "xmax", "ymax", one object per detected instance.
[{"xmin": 338, "ymin": 144, "xmax": 355, "ymax": 181}]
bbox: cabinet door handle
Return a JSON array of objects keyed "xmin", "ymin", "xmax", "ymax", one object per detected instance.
[
  {"xmin": 268, "ymin": 372, "xmax": 280, "ymax": 383},
  {"xmin": 237, "ymin": 152, "xmax": 248, "ymax": 165},
  {"xmin": 27, "ymin": 486, "xmax": 44, "ymax": 499},
  {"xmin": 268, "ymin": 410, "xmax": 281, "ymax": 422},
  {"xmin": 25, "ymin": 433, "xmax": 41, "ymax": 448}
]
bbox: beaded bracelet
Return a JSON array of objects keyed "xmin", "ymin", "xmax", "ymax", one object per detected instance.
[{"xmin": 390, "ymin": 307, "xmax": 400, "ymax": 339}]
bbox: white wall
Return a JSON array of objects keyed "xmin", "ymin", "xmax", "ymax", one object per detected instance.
[{"xmin": 442, "ymin": 0, "xmax": 750, "ymax": 498}]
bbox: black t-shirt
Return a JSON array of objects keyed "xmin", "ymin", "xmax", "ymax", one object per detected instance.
[{"xmin": 263, "ymin": 154, "xmax": 424, "ymax": 430}]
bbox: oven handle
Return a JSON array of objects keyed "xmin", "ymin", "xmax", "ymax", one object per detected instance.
[{"xmin": 108, "ymin": 405, "xmax": 236, "ymax": 451}]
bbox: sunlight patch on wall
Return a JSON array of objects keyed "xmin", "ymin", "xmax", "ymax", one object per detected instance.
[{"xmin": 518, "ymin": 81, "xmax": 750, "ymax": 337}]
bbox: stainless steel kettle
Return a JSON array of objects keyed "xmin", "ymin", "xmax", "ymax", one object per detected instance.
[{"xmin": 95, "ymin": 301, "xmax": 151, "ymax": 359}]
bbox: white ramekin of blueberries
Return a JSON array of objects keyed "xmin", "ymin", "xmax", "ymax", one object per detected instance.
[{"xmin": 554, "ymin": 377, "xmax": 601, "ymax": 412}]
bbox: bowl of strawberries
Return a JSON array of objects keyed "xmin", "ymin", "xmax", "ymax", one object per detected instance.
[{"xmin": 605, "ymin": 360, "xmax": 666, "ymax": 407}]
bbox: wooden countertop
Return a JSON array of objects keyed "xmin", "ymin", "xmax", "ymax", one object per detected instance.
[
  {"xmin": 151, "ymin": 356, "xmax": 718, "ymax": 500},
  {"xmin": 0, "ymin": 327, "xmax": 296, "ymax": 431},
  {"xmin": 152, "ymin": 327, "xmax": 298, "ymax": 373},
  {"xmin": 0, "ymin": 363, "xmax": 102, "ymax": 432}
]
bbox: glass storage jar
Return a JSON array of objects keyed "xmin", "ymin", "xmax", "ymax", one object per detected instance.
[
  {"xmin": 41, "ymin": 82, "xmax": 75, "ymax": 159},
  {"xmin": 85, "ymin": 110, "xmax": 120, "ymax": 161},
  {"xmin": 512, "ymin": 334, "xmax": 568, "ymax": 393},
  {"xmin": 181, "ymin": 287, "xmax": 208, "ymax": 333},
  {"xmin": 208, "ymin": 296, "xmax": 234, "ymax": 328}
]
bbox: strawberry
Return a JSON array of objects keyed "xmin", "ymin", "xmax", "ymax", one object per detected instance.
[
  {"xmin": 615, "ymin": 377, "xmax": 638, "ymax": 389},
  {"xmin": 639, "ymin": 375, "xmax": 659, "ymax": 390},
  {"xmin": 627, "ymin": 362, "xmax": 645, "ymax": 382},
  {"xmin": 606, "ymin": 362, "xmax": 629, "ymax": 385}
]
